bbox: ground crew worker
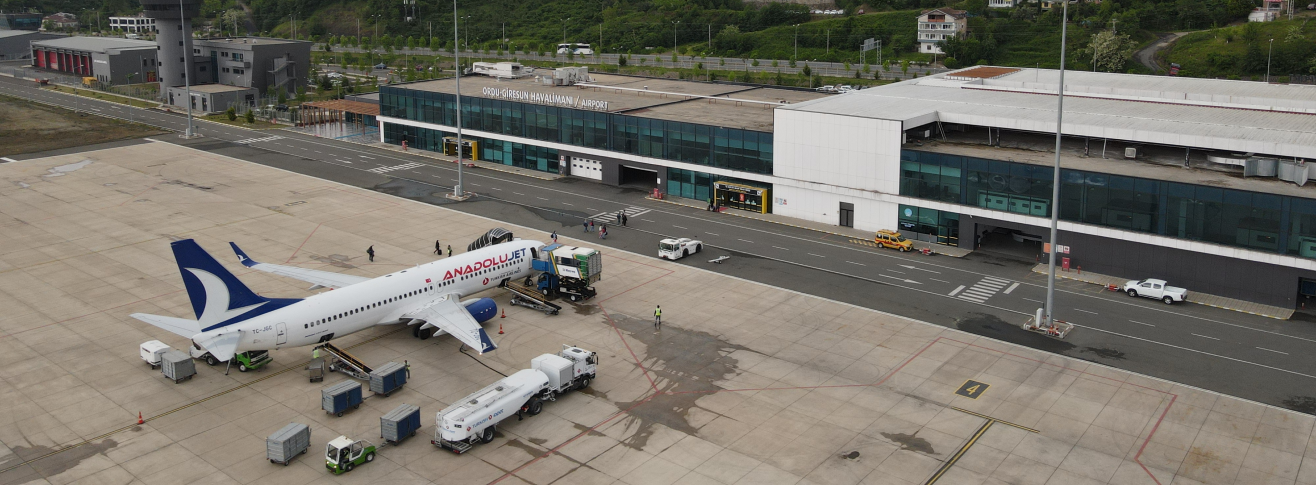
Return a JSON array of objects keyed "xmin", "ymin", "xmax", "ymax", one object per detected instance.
[
  {"xmin": 583, "ymin": 219, "xmax": 589, "ymax": 232},
  {"xmin": 654, "ymin": 305, "xmax": 662, "ymax": 330},
  {"xmin": 312, "ymin": 347, "xmax": 320, "ymax": 359},
  {"xmin": 551, "ymin": 231, "xmax": 558, "ymax": 243},
  {"xmin": 367, "ymin": 245, "xmax": 375, "ymax": 262},
  {"xmin": 434, "ymin": 240, "xmax": 441, "ymax": 254},
  {"xmin": 404, "ymin": 360, "xmax": 411, "ymax": 379}
]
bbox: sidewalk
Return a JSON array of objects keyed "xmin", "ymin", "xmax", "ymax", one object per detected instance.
[
  {"xmin": 1031, "ymin": 263, "xmax": 1294, "ymax": 319},
  {"xmin": 649, "ymin": 194, "xmax": 974, "ymax": 257}
]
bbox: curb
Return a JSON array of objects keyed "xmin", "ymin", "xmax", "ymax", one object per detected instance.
[
  {"xmin": 644, "ymin": 196, "xmax": 967, "ymax": 257},
  {"xmin": 1033, "ymin": 267, "xmax": 1291, "ymax": 320}
]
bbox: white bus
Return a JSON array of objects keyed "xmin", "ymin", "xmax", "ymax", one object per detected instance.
[{"xmin": 556, "ymin": 43, "xmax": 594, "ymax": 55}]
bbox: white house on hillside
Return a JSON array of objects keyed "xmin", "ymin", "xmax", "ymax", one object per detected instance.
[{"xmin": 917, "ymin": 8, "xmax": 966, "ymax": 55}]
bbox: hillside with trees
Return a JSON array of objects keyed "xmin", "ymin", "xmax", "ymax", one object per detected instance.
[{"xmin": 4, "ymin": 0, "xmax": 1275, "ymax": 76}]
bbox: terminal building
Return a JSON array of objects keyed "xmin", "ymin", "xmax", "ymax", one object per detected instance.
[{"xmin": 375, "ymin": 66, "xmax": 1316, "ymax": 309}]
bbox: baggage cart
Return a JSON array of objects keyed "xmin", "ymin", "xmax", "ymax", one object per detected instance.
[
  {"xmin": 308, "ymin": 357, "xmax": 325, "ymax": 383},
  {"xmin": 266, "ymin": 423, "xmax": 311, "ymax": 465},
  {"xmin": 369, "ymin": 362, "xmax": 407, "ymax": 397},
  {"xmin": 380, "ymin": 404, "xmax": 421, "ymax": 444},
  {"xmin": 322, "ymin": 381, "xmax": 363, "ymax": 417},
  {"xmin": 161, "ymin": 349, "xmax": 196, "ymax": 383}
]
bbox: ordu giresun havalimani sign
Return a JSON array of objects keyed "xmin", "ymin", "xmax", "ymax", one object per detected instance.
[{"xmin": 481, "ymin": 87, "xmax": 610, "ymax": 111}]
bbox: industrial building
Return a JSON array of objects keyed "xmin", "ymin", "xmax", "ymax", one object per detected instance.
[
  {"xmin": 0, "ymin": 30, "xmax": 59, "ymax": 60},
  {"xmin": 375, "ymin": 66, "xmax": 1316, "ymax": 309},
  {"xmin": 29, "ymin": 36, "xmax": 158, "ymax": 84},
  {"xmin": 166, "ymin": 83, "xmax": 257, "ymax": 112},
  {"xmin": 109, "ymin": 14, "xmax": 156, "ymax": 34},
  {"xmin": 194, "ymin": 37, "xmax": 310, "ymax": 96}
]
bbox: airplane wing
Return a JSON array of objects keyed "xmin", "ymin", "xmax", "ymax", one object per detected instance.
[
  {"xmin": 403, "ymin": 293, "xmax": 498, "ymax": 354},
  {"xmin": 230, "ymin": 242, "xmax": 369, "ymax": 290}
]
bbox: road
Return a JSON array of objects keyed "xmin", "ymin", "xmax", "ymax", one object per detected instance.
[
  {"xmin": 1134, "ymin": 32, "xmax": 1186, "ymax": 74},
  {"xmin": 3, "ymin": 74, "xmax": 1315, "ymax": 413},
  {"xmin": 327, "ymin": 45, "xmax": 944, "ymax": 81}
]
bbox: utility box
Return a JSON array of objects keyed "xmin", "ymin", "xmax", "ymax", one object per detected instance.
[
  {"xmin": 160, "ymin": 350, "xmax": 196, "ymax": 383},
  {"xmin": 140, "ymin": 340, "xmax": 170, "ymax": 369},
  {"xmin": 380, "ymin": 403, "xmax": 421, "ymax": 444},
  {"xmin": 369, "ymin": 362, "xmax": 407, "ymax": 397},
  {"xmin": 322, "ymin": 381, "xmax": 363, "ymax": 417},
  {"xmin": 266, "ymin": 422, "xmax": 310, "ymax": 465}
]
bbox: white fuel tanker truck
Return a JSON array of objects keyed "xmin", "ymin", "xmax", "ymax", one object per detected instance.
[{"xmin": 432, "ymin": 345, "xmax": 598, "ymax": 453}]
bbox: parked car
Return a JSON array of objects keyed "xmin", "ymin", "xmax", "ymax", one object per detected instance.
[
  {"xmin": 815, "ymin": 85, "xmax": 837, "ymax": 93},
  {"xmin": 873, "ymin": 230, "xmax": 913, "ymax": 252},
  {"xmin": 1123, "ymin": 278, "xmax": 1187, "ymax": 304},
  {"xmin": 374, "ymin": 63, "xmax": 387, "ymax": 70}
]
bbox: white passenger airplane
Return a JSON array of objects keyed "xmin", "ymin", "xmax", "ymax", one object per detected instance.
[{"xmin": 131, "ymin": 238, "xmax": 541, "ymax": 362}]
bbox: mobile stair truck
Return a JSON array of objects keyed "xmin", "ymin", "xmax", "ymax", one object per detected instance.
[{"xmin": 432, "ymin": 345, "xmax": 599, "ymax": 453}]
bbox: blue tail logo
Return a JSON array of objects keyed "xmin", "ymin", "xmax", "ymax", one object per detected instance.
[{"xmin": 171, "ymin": 239, "xmax": 298, "ymax": 331}]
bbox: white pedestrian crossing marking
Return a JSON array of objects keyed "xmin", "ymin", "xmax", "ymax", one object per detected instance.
[
  {"xmin": 367, "ymin": 162, "xmax": 425, "ymax": 174},
  {"xmin": 957, "ymin": 277, "xmax": 1013, "ymax": 304},
  {"xmin": 590, "ymin": 206, "xmax": 650, "ymax": 222},
  {"xmin": 233, "ymin": 135, "xmax": 284, "ymax": 145}
]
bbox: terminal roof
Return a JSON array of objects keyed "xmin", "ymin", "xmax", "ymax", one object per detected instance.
[
  {"xmin": 31, "ymin": 35, "xmax": 155, "ymax": 53},
  {"xmin": 782, "ymin": 67, "xmax": 1316, "ymax": 159},
  {"xmin": 396, "ymin": 72, "xmax": 826, "ymax": 132}
]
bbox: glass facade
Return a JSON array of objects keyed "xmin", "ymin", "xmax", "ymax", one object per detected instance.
[
  {"xmin": 666, "ymin": 168, "xmax": 772, "ymax": 213},
  {"xmin": 898, "ymin": 204, "xmax": 960, "ymax": 245},
  {"xmin": 899, "ymin": 149, "xmax": 1316, "ymax": 258},
  {"xmin": 379, "ymin": 86, "xmax": 773, "ymax": 174},
  {"xmin": 383, "ymin": 123, "xmax": 561, "ymax": 173}
]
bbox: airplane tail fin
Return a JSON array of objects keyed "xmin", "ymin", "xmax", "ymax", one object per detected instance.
[{"xmin": 171, "ymin": 239, "xmax": 269, "ymax": 329}]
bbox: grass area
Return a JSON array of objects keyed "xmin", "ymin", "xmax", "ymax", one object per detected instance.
[
  {"xmin": 1166, "ymin": 19, "xmax": 1315, "ymax": 79},
  {"xmin": 45, "ymin": 85, "xmax": 159, "ymax": 109},
  {"xmin": 202, "ymin": 113, "xmax": 283, "ymax": 129},
  {"xmin": 0, "ymin": 94, "xmax": 165, "ymax": 158}
]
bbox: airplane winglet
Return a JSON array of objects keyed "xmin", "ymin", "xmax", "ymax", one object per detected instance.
[
  {"xmin": 228, "ymin": 242, "xmax": 258, "ymax": 267},
  {"xmin": 476, "ymin": 328, "xmax": 498, "ymax": 354}
]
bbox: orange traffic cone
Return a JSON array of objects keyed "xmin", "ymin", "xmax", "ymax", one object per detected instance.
[
  {"xmin": 498, "ymin": 322, "xmax": 504, "ymax": 335},
  {"xmin": 137, "ymin": 412, "xmax": 144, "ymax": 425},
  {"xmin": 501, "ymin": 309, "xmax": 506, "ymax": 318}
]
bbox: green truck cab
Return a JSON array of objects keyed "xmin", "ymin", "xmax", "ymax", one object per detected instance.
[
  {"xmin": 325, "ymin": 436, "xmax": 375, "ymax": 474},
  {"xmin": 189, "ymin": 342, "xmax": 272, "ymax": 372}
]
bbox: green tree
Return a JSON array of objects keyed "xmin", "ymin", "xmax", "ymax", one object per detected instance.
[
  {"xmin": 406, "ymin": 36, "xmax": 415, "ymax": 50},
  {"xmin": 245, "ymin": 109, "xmax": 255, "ymax": 123},
  {"xmin": 1285, "ymin": 25, "xmax": 1305, "ymax": 43},
  {"xmin": 900, "ymin": 60, "xmax": 909, "ymax": 75},
  {"xmin": 618, "ymin": 55, "xmax": 627, "ymax": 67},
  {"xmin": 801, "ymin": 64, "xmax": 811, "ymax": 77},
  {"xmin": 278, "ymin": 91, "xmax": 288, "ymax": 105},
  {"xmin": 1085, "ymin": 30, "xmax": 1138, "ymax": 73},
  {"xmin": 226, "ymin": 106, "xmax": 237, "ymax": 121}
]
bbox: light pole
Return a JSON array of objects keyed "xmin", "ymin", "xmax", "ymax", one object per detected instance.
[
  {"xmin": 181, "ymin": 0, "xmax": 194, "ymax": 138},
  {"xmin": 793, "ymin": 24, "xmax": 799, "ymax": 60},
  {"xmin": 462, "ymin": 15, "xmax": 471, "ymax": 50},
  {"xmin": 671, "ymin": 20, "xmax": 679, "ymax": 54},
  {"xmin": 1043, "ymin": 0, "xmax": 1070, "ymax": 329},
  {"xmin": 452, "ymin": 0, "xmax": 466, "ymax": 199},
  {"xmin": 1266, "ymin": 38, "xmax": 1274, "ymax": 83},
  {"xmin": 561, "ymin": 18, "xmax": 570, "ymax": 45}
]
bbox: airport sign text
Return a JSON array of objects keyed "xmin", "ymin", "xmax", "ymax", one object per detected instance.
[{"xmin": 481, "ymin": 87, "xmax": 609, "ymax": 111}]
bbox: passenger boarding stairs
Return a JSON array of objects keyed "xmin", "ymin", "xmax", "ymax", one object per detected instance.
[
  {"xmin": 504, "ymin": 280, "xmax": 561, "ymax": 315},
  {"xmin": 317, "ymin": 342, "xmax": 373, "ymax": 380}
]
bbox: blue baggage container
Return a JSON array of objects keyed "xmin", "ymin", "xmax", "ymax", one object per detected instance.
[
  {"xmin": 369, "ymin": 362, "xmax": 407, "ymax": 396},
  {"xmin": 322, "ymin": 381, "xmax": 363, "ymax": 416},
  {"xmin": 380, "ymin": 404, "xmax": 421, "ymax": 444}
]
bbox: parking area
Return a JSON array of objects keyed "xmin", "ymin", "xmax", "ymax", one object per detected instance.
[{"xmin": 0, "ymin": 140, "xmax": 1313, "ymax": 485}]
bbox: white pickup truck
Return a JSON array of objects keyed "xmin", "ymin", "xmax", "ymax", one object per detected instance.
[{"xmin": 1123, "ymin": 278, "xmax": 1187, "ymax": 304}]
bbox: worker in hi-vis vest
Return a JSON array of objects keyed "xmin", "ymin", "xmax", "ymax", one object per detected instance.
[{"xmin": 654, "ymin": 305, "xmax": 662, "ymax": 330}]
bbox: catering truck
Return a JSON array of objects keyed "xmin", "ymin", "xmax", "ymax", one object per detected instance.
[{"xmin": 432, "ymin": 345, "xmax": 598, "ymax": 453}]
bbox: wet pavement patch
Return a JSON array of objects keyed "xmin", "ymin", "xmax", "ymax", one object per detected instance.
[
  {"xmin": 842, "ymin": 450, "xmax": 861, "ymax": 459},
  {"xmin": 880, "ymin": 432, "xmax": 936, "ymax": 455},
  {"xmin": 955, "ymin": 313, "xmax": 1076, "ymax": 354},
  {"xmin": 308, "ymin": 254, "xmax": 358, "ymax": 269},
  {"xmin": 1081, "ymin": 347, "xmax": 1126, "ymax": 360},
  {"xmin": 1283, "ymin": 396, "xmax": 1316, "ymax": 415},
  {"xmin": 610, "ymin": 313, "xmax": 755, "ymax": 450},
  {"xmin": 0, "ymin": 439, "xmax": 119, "ymax": 479}
]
